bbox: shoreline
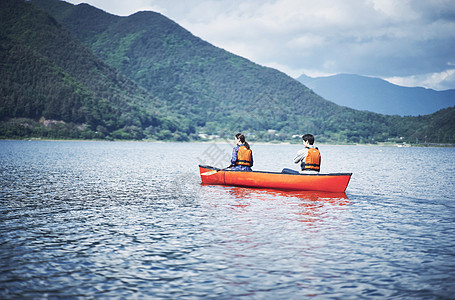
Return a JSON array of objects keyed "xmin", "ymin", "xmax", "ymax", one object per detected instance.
[{"xmin": 1, "ymin": 138, "xmax": 453, "ymax": 147}]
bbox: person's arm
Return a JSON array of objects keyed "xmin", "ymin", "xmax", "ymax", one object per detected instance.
[
  {"xmin": 231, "ymin": 146, "xmax": 239, "ymax": 165},
  {"xmin": 294, "ymin": 148, "xmax": 308, "ymax": 164}
]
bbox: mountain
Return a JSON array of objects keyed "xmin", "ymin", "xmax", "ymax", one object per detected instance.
[
  {"xmin": 0, "ymin": 0, "xmax": 192, "ymax": 140},
  {"xmin": 297, "ymin": 73, "xmax": 455, "ymax": 116},
  {"xmin": 29, "ymin": 0, "xmax": 371, "ymax": 141},
  {"xmin": 1, "ymin": 0, "xmax": 454, "ymax": 144}
]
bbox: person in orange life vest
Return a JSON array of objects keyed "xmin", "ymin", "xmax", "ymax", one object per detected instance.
[
  {"xmin": 228, "ymin": 133, "xmax": 253, "ymax": 171},
  {"xmin": 294, "ymin": 134, "xmax": 321, "ymax": 173}
]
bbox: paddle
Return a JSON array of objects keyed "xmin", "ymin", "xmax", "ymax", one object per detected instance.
[{"xmin": 201, "ymin": 166, "xmax": 232, "ymax": 176}]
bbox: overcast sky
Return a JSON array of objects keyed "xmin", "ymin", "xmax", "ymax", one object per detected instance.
[{"xmin": 65, "ymin": 0, "xmax": 455, "ymax": 90}]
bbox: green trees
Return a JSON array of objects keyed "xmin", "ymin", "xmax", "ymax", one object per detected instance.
[{"xmin": 0, "ymin": 0, "xmax": 188, "ymax": 141}]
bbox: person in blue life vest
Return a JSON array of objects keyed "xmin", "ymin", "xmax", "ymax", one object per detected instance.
[
  {"xmin": 282, "ymin": 134, "xmax": 321, "ymax": 174},
  {"xmin": 228, "ymin": 133, "xmax": 253, "ymax": 171}
]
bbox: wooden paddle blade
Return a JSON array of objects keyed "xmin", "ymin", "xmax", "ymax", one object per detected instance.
[{"xmin": 201, "ymin": 170, "xmax": 218, "ymax": 176}]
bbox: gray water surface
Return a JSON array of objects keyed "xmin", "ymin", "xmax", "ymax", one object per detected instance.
[{"xmin": 1, "ymin": 141, "xmax": 454, "ymax": 298}]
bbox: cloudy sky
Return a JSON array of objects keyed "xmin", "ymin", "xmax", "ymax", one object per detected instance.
[{"xmin": 65, "ymin": 0, "xmax": 455, "ymax": 90}]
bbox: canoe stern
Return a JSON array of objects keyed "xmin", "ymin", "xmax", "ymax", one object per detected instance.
[{"xmin": 199, "ymin": 165, "xmax": 225, "ymax": 185}]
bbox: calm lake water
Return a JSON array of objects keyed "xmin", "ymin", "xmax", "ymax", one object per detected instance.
[{"xmin": 1, "ymin": 140, "xmax": 454, "ymax": 299}]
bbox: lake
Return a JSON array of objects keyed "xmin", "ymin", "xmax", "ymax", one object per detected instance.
[{"xmin": 1, "ymin": 140, "xmax": 454, "ymax": 298}]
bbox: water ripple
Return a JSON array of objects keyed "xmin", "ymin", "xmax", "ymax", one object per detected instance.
[{"xmin": 1, "ymin": 141, "xmax": 454, "ymax": 298}]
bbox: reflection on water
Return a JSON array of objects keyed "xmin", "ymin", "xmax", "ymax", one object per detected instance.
[
  {"xmin": 1, "ymin": 141, "xmax": 454, "ymax": 299},
  {"xmin": 224, "ymin": 186, "xmax": 349, "ymax": 202},
  {"xmin": 222, "ymin": 186, "xmax": 350, "ymax": 222}
]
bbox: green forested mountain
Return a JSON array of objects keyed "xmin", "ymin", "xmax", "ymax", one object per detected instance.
[
  {"xmin": 1, "ymin": 0, "xmax": 454, "ymax": 144},
  {"xmin": 0, "ymin": 0, "xmax": 193, "ymax": 140},
  {"xmin": 31, "ymin": 0, "xmax": 348, "ymax": 138}
]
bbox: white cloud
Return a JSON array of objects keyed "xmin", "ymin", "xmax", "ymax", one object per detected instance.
[{"xmin": 386, "ymin": 69, "xmax": 455, "ymax": 90}]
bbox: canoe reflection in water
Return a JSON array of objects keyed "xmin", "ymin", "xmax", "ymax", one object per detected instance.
[
  {"xmin": 200, "ymin": 184, "xmax": 350, "ymax": 225},
  {"xmin": 224, "ymin": 186, "xmax": 349, "ymax": 203}
]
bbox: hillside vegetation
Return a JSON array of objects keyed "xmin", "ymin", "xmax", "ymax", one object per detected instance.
[
  {"xmin": 1, "ymin": 0, "xmax": 454, "ymax": 144},
  {"xmin": 0, "ymin": 0, "xmax": 193, "ymax": 140}
]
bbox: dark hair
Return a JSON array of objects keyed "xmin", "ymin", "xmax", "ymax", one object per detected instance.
[
  {"xmin": 302, "ymin": 134, "xmax": 314, "ymax": 145},
  {"xmin": 235, "ymin": 133, "xmax": 250, "ymax": 149}
]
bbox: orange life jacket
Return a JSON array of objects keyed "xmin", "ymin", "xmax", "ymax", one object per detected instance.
[
  {"xmin": 301, "ymin": 147, "xmax": 321, "ymax": 171},
  {"xmin": 236, "ymin": 145, "xmax": 253, "ymax": 166}
]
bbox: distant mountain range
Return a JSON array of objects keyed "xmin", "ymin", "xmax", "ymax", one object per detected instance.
[
  {"xmin": 1, "ymin": 0, "xmax": 454, "ymax": 144},
  {"xmin": 297, "ymin": 73, "xmax": 455, "ymax": 116}
]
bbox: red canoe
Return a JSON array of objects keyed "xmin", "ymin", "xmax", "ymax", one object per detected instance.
[{"xmin": 199, "ymin": 165, "xmax": 352, "ymax": 193}]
